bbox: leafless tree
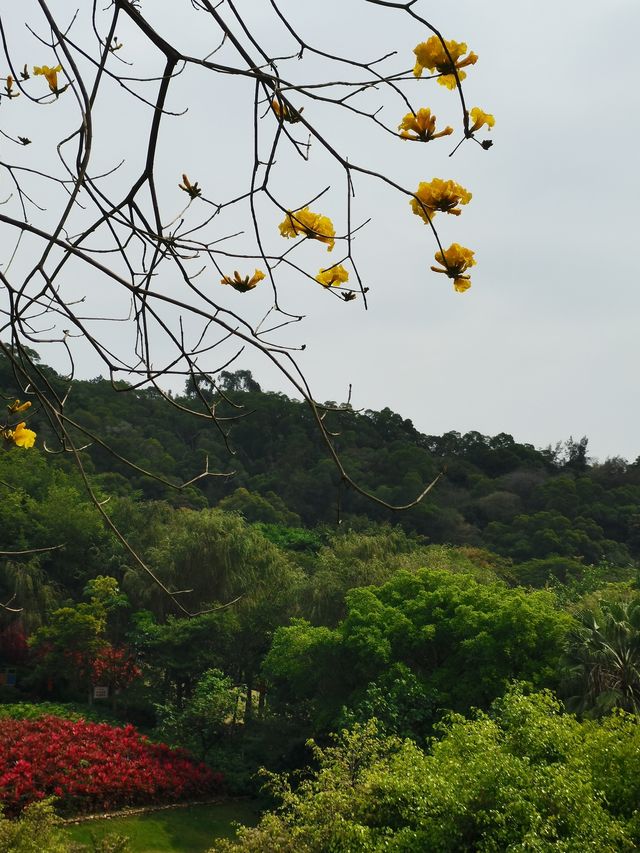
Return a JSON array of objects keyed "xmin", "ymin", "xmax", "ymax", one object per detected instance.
[{"xmin": 1, "ymin": 1, "xmax": 492, "ymax": 610}]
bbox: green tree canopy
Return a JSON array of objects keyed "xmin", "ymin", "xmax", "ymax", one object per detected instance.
[
  {"xmin": 210, "ymin": 688, "xmax": 636, "ymax": 852},
  {"xmin": 264, "ymin": 568, "xmax": 571, "ymax": 733}
]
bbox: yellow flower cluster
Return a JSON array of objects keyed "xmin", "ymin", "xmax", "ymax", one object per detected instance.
[
  {"xmin": 401, "ymin": 38, "xmax": 488, "ymax": 292},
  {"xmin": 279, "ymin": 208, "xmax": 335, "ymax": 252},
  {"xmin": 398, "ymin": 108, "xmax": 453, "ymax": 142},
  {"xmin": 315, "ymin": 265, "xmax": 349, "ymax": 288},
  {"xmin": 220, "ymin": 269, "xmax": 265, "ymax": 293},
  {"xmin": 271, "ymin": 34, "xmax": 486, "ymax": 297},
  {"xmin": 413, "ymin": 36, "xmax": 477, "ymax": 89},
  {"xmin": 2, "ymin": 400, "xmax": 36, "ymax": 448},
  {"xmin": 33, "ymin": 64, "xmax": 62, "ymax": 92},
  {"xmin": 411, "ymin": 178, "xmax": 472, "ymax": 222},
  {"xmin": 431, "ymin": 244, "xmax": 476, "ymax": 292}
]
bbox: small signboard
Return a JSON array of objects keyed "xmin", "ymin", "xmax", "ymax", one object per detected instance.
[{"xmin": 93, "ymin": 685, "xmax": 109, "ymax": 699}]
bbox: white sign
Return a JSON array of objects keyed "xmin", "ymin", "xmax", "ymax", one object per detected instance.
[{"xmin": 93, "ymin": 685, "xmax": 109, "ymax": 699}]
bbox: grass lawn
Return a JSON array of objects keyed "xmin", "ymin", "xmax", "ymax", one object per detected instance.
[{"xmin": 63, "ymin": 800, "xmax": 260, "ymax": 853}]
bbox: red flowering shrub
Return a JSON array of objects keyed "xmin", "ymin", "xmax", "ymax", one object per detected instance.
[
  {"xmin": 0, "ymin": 716, "xmax": 223, "ymax": 816},
  {"xmin": 59, "ymin": 644, "xmax": 141, "ymax": 695},
  {"xmin": 90, "ymin": 646, "xmax": 141, "ymax": 690}
]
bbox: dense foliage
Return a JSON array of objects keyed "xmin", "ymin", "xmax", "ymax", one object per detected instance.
[
  {"xmin": 1, "ymin": 799, "xmax": 76, "ymax": 853},
  {"xmin": 2, "ymin": 352, "xmax": 640, "ymax": 849},
  {"xmin": 265, "ymin": 568, "xmax": 570, "ymax": 736},
  {"xmin": 210, "ymin": 689, "xmax": 640, "ymax": 852},
  {"xmin": 3, "ymin": 352, "xmax": 640, "ymax": 570},
  {"xmin": 0, "ymin": 798, "xmax": 129, "ymax": 853}
]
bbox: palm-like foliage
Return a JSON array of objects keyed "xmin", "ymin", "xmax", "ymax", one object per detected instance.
[{"xmin": 561, "ymin": 596, "xmax": 640, "ymax": 716}]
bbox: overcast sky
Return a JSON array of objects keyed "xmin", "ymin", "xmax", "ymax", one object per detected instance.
[
  {"xmin": 274, "ymin": 0, "xmax": 639, "ymax": 463},
  {"xmin": 4, "ymin": 1, "xmax": 639, "ymax": 463},
  {"xmin": 275, "ymin": 0, "xmax": 640, "ymax": 464}
]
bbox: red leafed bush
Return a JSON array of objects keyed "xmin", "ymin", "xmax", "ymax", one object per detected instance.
[
  {"xmin": 62, "ymin": 645, "xmax": 142, "ymax": 691},
  {"xmin": 0, "ymin": 716, "xmax": 223, "ymax": 816},
  {"xmin": 90, "ymin": 645, "xmax": 142, "ymax": 690}
]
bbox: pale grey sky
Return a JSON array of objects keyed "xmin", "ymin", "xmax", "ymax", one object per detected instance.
[{"xmin": 3, "ymin": 1, "xmax": 639, "ymax": 462}]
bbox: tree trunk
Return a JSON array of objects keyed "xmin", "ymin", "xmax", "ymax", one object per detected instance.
[
  {"xmin": 244, "ymin": 672, "xmax": 253, "ymax": 723},
  {"xmin": 257, "ymin": 680, "xmax": 267, "ymax": 718}
]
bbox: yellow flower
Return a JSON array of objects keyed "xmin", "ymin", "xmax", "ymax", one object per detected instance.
[
  {"xmin": 315, "ymin": 264, "xmax": 349, "ymax": 288},
  {"xmin": 33, "ymin": 64, "xmax": 63, "ymax": 92},
  {"xmin": 430, "ymin": 243, "xmax": 476, "ymax": 292},
  {"xmin": 220, "ymin": 269, "xmax": 265, "ymax": 293},
  {"xmin": 469, "ymin": 107, "xmax": 495, "ymax": 133},
  {"xmin": 9, "ymin": 422, "xmax": 37, "ymax": 448},
  {"xmin": 7, "ymin": 399, "xmax": 31, "ymax": 413},
  {"xmin": 4, "ymin": 74, "xmax": 18, "ymax": 98},
  {"xmin": 398, "ymin": 108, "xmax": 453, "ymax": 142},
  {"xmin": 179, "ymin": 174, "xmax": 202, "ymax": 199},
  {"xmin": 279, "ymin": 208, "xmax": 335, "ymax": 251},
  {"xmin": 271, "ymin": 97, "xmax": 304, "ymax": 124},
  {"xmin": 413, "ymin": 36, "xmax": 478, "ymax": 89},
  {"xmin": 410, "ymin": 179, "xmax": 472, "ymax": 222}
]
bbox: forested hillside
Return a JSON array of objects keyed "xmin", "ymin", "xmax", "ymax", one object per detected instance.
[
  {"xmin": 3, "ymin": 352, "xmax": 640, "ymax": 850},
  {"xmin": 2, "ymin": 0, "xmax": 638, "ymax": 845},
  {"xmin": 3, "ymin": 350, "xmax": 639, "ymax": 571}
]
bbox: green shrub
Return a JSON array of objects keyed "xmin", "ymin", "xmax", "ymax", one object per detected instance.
[
  {"xmin": 209, "ymin": 689, "xmax": 636, "ymax": 851},
  {"xmin": 0, "ymin": 702, "xmax": 115, "ymax": 723},
  {"xmin": 0, "ymin": 799, "xmax": 68, "ymax": 853}
]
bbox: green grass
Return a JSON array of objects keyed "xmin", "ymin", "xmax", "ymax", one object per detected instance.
[{"xmin": 63, "ymin": 801, "xmax": 260, "ymax": 853}]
